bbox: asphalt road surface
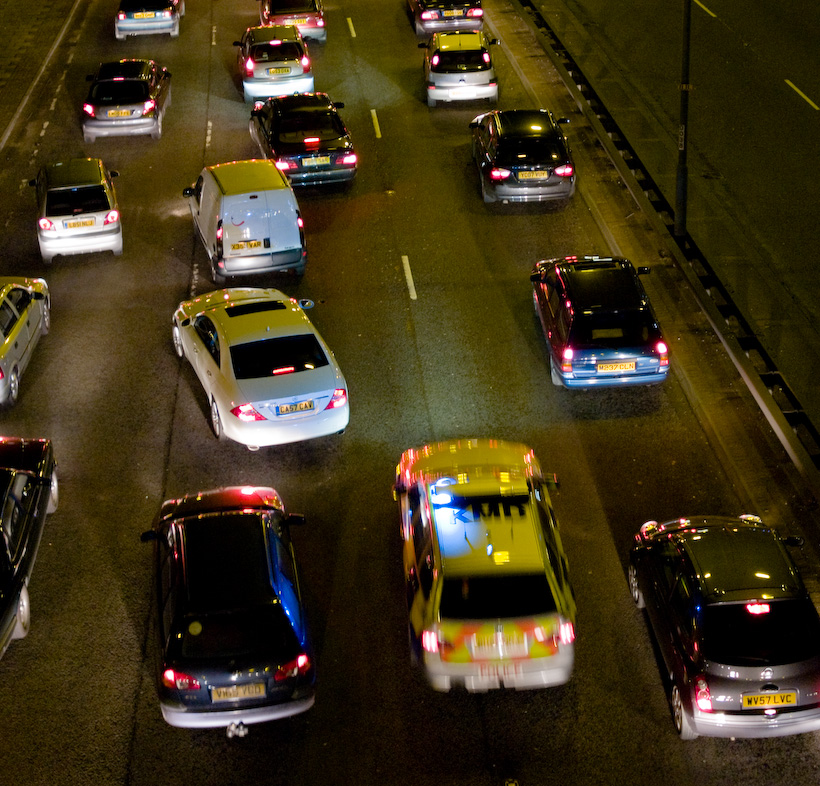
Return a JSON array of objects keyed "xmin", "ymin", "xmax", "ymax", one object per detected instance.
[{"xmin": 1, "ymin": 1, "xmax": 820, "ymax": 785}]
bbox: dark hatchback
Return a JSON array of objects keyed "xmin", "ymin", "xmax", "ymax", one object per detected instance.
[
  {"xmin": 250, "ymin": 93, "xmax": 357, "ymax": 186},
  {"xmin": 629, "ymin": 515, "xmax": 820, "ymax": 739},
  {"xmin": 531, "ymin": 256, "xmax": 669, "ymax": 388},
  {"xmin": 141, "ymin": 486, "xmax": 314, "ymax": 735},
  {"xmin": 470, "ymin": 109, "xmax": 575, "ymax": 204},
  {"xmin": 0, "ymin": 437, "xmax": 58, "ymax": 660}
]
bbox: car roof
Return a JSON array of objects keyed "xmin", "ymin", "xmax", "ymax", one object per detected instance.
[
  {"xmin": 434, "ymin": 31, "xmax": 486, "ymax": 51},
  {"xmin": 207, "ymin": 159, "xmax": 290, "ymax": 194},
  {"xmin": 42, "ymin": 158, "xmax": 106, "ymax": 189},
  {"xmin": 246, "ymin": 24, "xmax": 302, "ymax": 44},
  {"xmin": 655, "ymin": 516, "xmax": 804, "ymax": 603},
  {"xmin": 96, "ymin": 59, "xmax": 153, "ymax": 81},
  {"xmin": 183, "ymin": 287, "xmax": 315, "ymax": 343},
  {"xmin": 495, "ymin": 109, "xmax": 558, "ymax": 137},
  {"xmin": 555, "ymin": 257, "xmax": 647, "ymax": 312}
]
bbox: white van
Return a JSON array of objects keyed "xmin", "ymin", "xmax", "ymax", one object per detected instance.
[{"xmin": 183, "ymin": 159, "xmax": 306, "ymax": 282}]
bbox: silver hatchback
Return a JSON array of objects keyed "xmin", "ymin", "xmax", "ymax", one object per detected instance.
[{"xmin": 420, "ymin": 31, "xmax": 498, "ymax": 107}]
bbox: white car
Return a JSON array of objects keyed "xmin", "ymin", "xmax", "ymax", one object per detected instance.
[{"xmin": 172, "ymin": 288, "xmax": 349, "ymax": 449}]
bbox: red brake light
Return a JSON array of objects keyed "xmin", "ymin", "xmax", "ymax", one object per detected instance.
[
  {"xmin": 466, "ymin": 7, "xmax": 483, "ymax": 17},
  {"xmin": 746, "ymin": 602, "xmax": 770, "ymax": 615},
  {"xmin": 316, "ymin": 18, "xmax": 324, "ymax": 26},
  {"xmin": 39, "ymin": 217, "xmax": 55, "ymax": 231},
  {"xmin": 656, "ymin": 341, "xmax": 669, "ymax": 366},
  {"xmin": 162, "ymin": 668, "xmax": 200, "ymax": 691},
  {"xmin": 341, "ymin": 153, "xmax": 357, "ymax": 166},
  {"xmin": 83, "ymin": 104, "xmax": 95, "ymax": 118},
  {"xmin": 431, "ymin": 54, "xmax": 439, "ymax": 67},
  {"xmin": 275, "ymin": 160, "xmax": 294, "ymax": 171},
  {"xmin": 303, "ymin": 136, "xmax": 320, "ymax": 145},
  {"xmin": 561, "ymin": 347, "xmax": 574, "ymax": 373},
  {"xmin": 160, "ymin": 8, "xmax": 172, "ymax": 17},
  {"xmin": 297, "ymin": 216, "xmax": 304, "ymax": 228},
  {"xmin": 245, "ymin": 57, "xmax": 254, "ymax": 75},
  {"xmin": 272, "ymin": 366, "xmax": 295, "ymax": 375},
  {"xmin": 301, "ymin": 55, "xmax": 311, "ymax": 73},
  {"xmin": 421, "ymin": 629, "xmax": 439, "ymax": 653},
  {"xmin": 489, "ymin": 167, "xmax": 510, "ymax": 181},
  {"xmin": 420, "ymin": 10, "xmax": 437, "ymax": 19},
  {"xmin": 559, "ymin": 620, "xmax": 575, "ymax": 645},
  {"xmin": 325, "ymin": 389, "xmax": 347, "ymax": 410},
  {"xmin": 274, "ymin": 653, "xmax": 311, "ymax": 682},
  {"xmin": 103, "ymin": 209, "xmax": 119, "ymax": 225},
  {"xmin": 482, "ymin": 52, "xmax": 490, "ymax": 64},
  {"xmin": 117, "ymin": 11, "xmax": 126, "ymax": 20},
  {"xmin": 695, "ymin": 675, "xmax": 712, "ymax": 711},
  {"xmin": 143, "ymin": 99, "xmax": 156, "ymax": 115},
  {"xmin": 230, "ymin": 403, "xmax": 266, "ymax": 422},
  {"xmin": 554, "ymin": 164, "xmax": 574, "ymax": 177}
]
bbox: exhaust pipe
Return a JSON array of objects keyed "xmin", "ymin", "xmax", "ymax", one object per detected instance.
[{"xmin": 226, "ymin": 722, "xmax": 248, "ymax": 739}]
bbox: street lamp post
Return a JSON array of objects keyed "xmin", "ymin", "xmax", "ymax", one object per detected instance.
[{"xmin": 675, "ymin": 0, "xmax": 692, "ymax": 237}]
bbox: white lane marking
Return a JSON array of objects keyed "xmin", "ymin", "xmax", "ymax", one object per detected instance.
[
  {"xmin": 370, "ymin": 109, "xmax": 382, "ymax": 139},
  {"xmin": 694, "ymin": 0, "xmax": 717, "ymax": 18},
  {"xmin": 785, "ymin": 80, "xmax": 819, "ymax": 110},
  {"xmin": 212, "ymin": 25, "xmax": 217, "ymax": 46},
  {"xmin": 347, "ymin": 17, "xmax": 356, "ymax": 38},
  {"xmin": 40, "ymin": 122, "xmax": 49, "ymax": 137},
  {"xmin": 402, "ymin": 255, "xmax": 417, "ymax": 300},
  {"xmin": 206, "ymin": 120, "xmax": 213, "ymax": 148}
]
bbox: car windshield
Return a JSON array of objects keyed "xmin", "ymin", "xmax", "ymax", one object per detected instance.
[
  {"xmin": 230, "ymin": 335, "xmax": 329, "ymax": 379},
  {"xmin": 277, "ymin": 113, "xmax": 344, "ymax": 143},
  {"xmin": 119, "ymin": 0, "xmax": 174, "ymax": 10},
  {"xmin": 433, "ymin": 51, "xmax": 487, "ymax": 72},
  {"xmin": 250, "ymin": 42, "xmax": 302, "ymax": 62},
  {"xmin": 89, "ymin": 81, "xmax": 149, "ymax": 105},
  {"xmin": 569, "ymin": 311, "xmax": 657, "ymax": 349},
  {"xmin": 439, "ymin": 574, "xmax": 557, "ymax": 620},
  {"xmin": 702, "ymin": 598, "xmax": 820, "ymax": 666},
  {"xmin": 496, "ymin": 137, "xmax": 565, "ymax": 168},
  {"xmin": 45, "ymin": 186, "xmax": 110, "ymax": 216}
]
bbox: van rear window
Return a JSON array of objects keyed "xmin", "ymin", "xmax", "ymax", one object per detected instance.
[{"xmin": 439, "ymin": 574, "xmax": 557, "ymax": 620}]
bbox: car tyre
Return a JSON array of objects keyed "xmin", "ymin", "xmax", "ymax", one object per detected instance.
[
  {"xmin": 213, "ymin": 271, "xmax": 227, "ymax": 286},
  {"xmin": 210, "ymin": 398, "xmax": 225, "ymax": 441},
  {"xmin": 12, "ymin": 585, "xmax": 31, "ymax": 640},
  {"xmin": 151, "ymin": 112, "xmax": 163, "ymax": 140},
  {"xmin": 171, "ymin": 20, "xmax": 180, "ymax": 38},
  {"xmin": 627, "ymin": 563, "xmax": 645, "ymax": 608},
  {"xmin": 671, "ymin": 683, "xmax": 697, "ymax": 740},
  {"xmin": 47, "ymin": 470, "xmax": 59, "ymax": 514},
  {"xmin": 180, "ymin": 0, "xmax": 186, "ymax": 16},
  {"xmin": 549, "ymin": 357, "xmax": 563, "ymax": 387},
  {"xmin": 172, "ymin": 323, "xmax": 184, "ymax": 358},
  {"xmin": 427, "ymin": 96, "xmax": 436, "ymax": 108},
  {"xmin": 41, "ymin": 255, "xmax": 53, "ymax": 266},
  {"xmin": 480, "ymin": 176, "xmax": 495, "ymax": 204},
  {"xmin": 41, "ymin": 301, "xmax": 51, "ymax": 336},
  {"xmin": 83, "ymin": 131, "xmax": 95, "ymax": 144},
  {"xmin": 415, "ymin": 20, "xmax": 425, "ymax": 36}
]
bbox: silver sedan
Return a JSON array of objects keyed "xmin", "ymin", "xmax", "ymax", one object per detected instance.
[{"xmin": 172, "ymin": 288, "xmax": 349, "ymax": 450}]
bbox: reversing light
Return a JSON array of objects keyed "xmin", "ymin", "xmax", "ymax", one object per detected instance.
[
  {"xmin": 317, "ymin": 18, "xmax": 324, "ymax": 26},
  {"xmin": 103, "ymin": 210, "xmax": 119, "ymax": 225},
  {"xmin": 230, "ymin": 403, "xmax": 266, "ymax": 422},
  {"xmin": 554, "ymin": 164, "xmax": 574, "ymax": 177},
  {"xmin": 162, "ymin": 668, "xmax": 200, "ymax": 690},
  {"xmin": 420, "ymin": 10, "xmax": 437, "ymax": 19},
  {"xmin": 695, "ymin": 675, "xmax": 712, "ymax": 711},
  {"xmin": 325, "ymin": 389, "xmax": 347, "ymax": 410},
  {"xmin": 746, "ymin": 603, "xmax": 770, "ymax": 615}
]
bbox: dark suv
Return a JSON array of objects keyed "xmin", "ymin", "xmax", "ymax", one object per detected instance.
[
  {"xmin": 629, "ymin": 515, "xmax": 820, "ymax": 739},
  {"xmin": 530, "ymin": 255, "xmax": 669, "ymax": 388}
]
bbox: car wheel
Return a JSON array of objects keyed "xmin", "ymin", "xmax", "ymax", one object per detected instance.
[
  {"xmin": 480, "ymin": 176, "xmax": 494, "ymax": 204},
  {"xmin": 7, "ymin": 367, "xmax": 19, "ymax": 405},
  {"xmin": 210, "ymin": 398, "xmax": 225, "ymax": 440},
  {"xmin": 179, "ymin": 0, "xmax": 186, "ymax": 16},
  {"xmin": 171, "ymin": 323, "xmax": 184, "ymax": 358},
  {"xmin": 41, "ymin": 301, "xmax": 51, "ymax": 336},
  {"xmin": 415, "ymin": 20, "xmax": 425, "ymax": 36},
  {"xmin": 427, "ymin": 96, "xmax": 436, "ymax": 108},
  {"xmin": 47, "ymin": 470, "xmax": 59, "ymax": 514},
  {"xmin": 213, "ymin": 270, "xmax": 227, "ymax": 286},
  {"xmin": 671, "ymin": 683, "xmax": 697, "ymax": 740},
  {"xmin": 550, "ymin": 357, "xmax": 563, "ymax": 387},
  {"xmin": 170, "ymin": 20, "xmax": 180, "ymax": 38},
  {"xmin": 12, "ymin": 585, "xmax": 31, "ymax": 640},
  {"xmin": 41, "ymin": 255, "xmax": 53, "ymax": 265},
  {"xmin": 83, "ymin": 131, "xmax": 95, "ymax": 144},
  {"xmin": 627, "ymin": 563, "xmax": 645, "ymax": 608},
  {"xmin": 151, "ymin": 112, "xmax": 163, "ymax": 140}
]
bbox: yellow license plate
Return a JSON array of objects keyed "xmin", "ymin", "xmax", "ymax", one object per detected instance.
[
  {"xmin": 304, "ymin": 156, "xmax": 331, "ymax": 166},
  {"xmin": 268, "ymin": 67, "xmax": 291, "ymax": 75},
  {"xmin": 598, "ymin": 361, "xmax": 636, "ymax": 372},
  {"xmin": 442, "ymin": 9, "xmax": 461, "ymax": 16},
  {"xmin": 278, "ymin": 400, "xmax": 314, "ymax": 415},
  {"xmin": 291, "ymin": 16, "xmax": 309, "ymax": 24},
  {"xmin": 66, "ymin": 219, "xmax": 94, "ymax": 228},
  {"xmin": 134, "ymin": 11, "xmax": 155, "ymax": 18},
  {"xmin": 212, "ymin": 682, "xmax": 265, "ymax": 702},
  {"xmin": 107, "ymin": 110, "xmax": 131, "ymax": 118},
  {"xmin": 742, "ymin": 691, "xmax": 797, "ymax": 709},
  {"xmin": 230, "ymin": 240, "xmax": 262, "ymax": 251},
  {"xmin": 518, "ymin": 171, "xmax": 549, "ymax": 180}
]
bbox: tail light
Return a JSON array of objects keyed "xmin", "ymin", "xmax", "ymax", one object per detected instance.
[
  {"xmin": 245, "ymin": 57, "xmax": 255, "ymax": 76},
  {"xmin": 143, "ymin": 99, "xmax": 156, "ymax": 116},
  {"xmin": 160, "ymin": 9, "xmax": 172, "ymax": 18},
  {"xmin": 297, "ymin": 214, "xmax": 304, "ymax": 229},
  {"xmin": 482, "ymin": 52, "xmax": 491, "ymax": 64},
  {"xmin": 421, "ymin": 629, "xmax": 439, "ymax": 653},
  {"xmin": 325, "ymin": 389, "xmax": 347, "ymax": 410},
  {"xmin": 554, "ymin": 164, "xmax": 574, "ymax": 177},
  {"xmin": 83, "ymin": 104, "xmax": 95, "ymax": 118},
  {"xmin": 561, "ymin": 347, "xmax": 574, "ymax": 373},
  {"xmin": 316, "ymin": 18, "xmax": 324, "ymax": 27},
  {"xmin": 276, "ymin": 160, "xmax": 295, "ymax": 171},
  {"xmin": 117, "ymin": 11, "xmax": 126, "ymax": 20},
  {"xmin": 466, "ymin": 7, "xmax": 484, "ymax": 17},
  {"xmin": 162, "ymin": 668, "xmax": 200, "ymax": 690},
  {"xmin": 230, "ymin": 403, "xmax": 266, "ymax": 422},
  {"xmin": 656, "ymin": 341, "xmax": 669, "ymax": 367},
  {"xmin": 0, "ymin": 369, "xmax": 4, "ymax": 381},
  {"xmin": 489, "ymin": 167, "xmax": 511, "ymax": 181},
  {"xmin": 559, "ymin": 620, "xmax": 575, "ymax": 645},
  {"xmin": 39, "ymin": 218, "xmax": 55, "ymax": 232},
  {"xmin": 420, "ymin": 10, "xmax": 437, "ymax": 19},
  {"xmin": 341, "ymin": 153, "xmax": 357, "ymax": 166},
  {"xmin": 216, "ymin": 220, "xmax": 223, "ymax": 258},
  {"xmin": 694, "ymin": 675, "xmax": 712, "ymax": 711},
  {"xmin": 301, "ymin": 55, "xmax": 311, "ymax": 73},
  {"xmin": 274, "ymin": 653, "xmax": 311, "ymax": 682},
  {"xmin": 103, "ymin": 209, "xmax": 119, "ymax": 225},
  {"xmin": 431, "ymin": 54, "xmax": 440, "ymax": 67}
]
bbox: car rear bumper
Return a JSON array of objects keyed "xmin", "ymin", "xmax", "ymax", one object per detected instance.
[
  {"xmin": 427, "ymin": 83, "xmax": 497, "ymax": 103},
  {"xmin": 218, "ymin": 247, "xmax": 306, "ymax": 277},
  {"xmin": 558, "ymin": 367, "xmax": 670, "ymax": 388},
  {"xmin": 417, "ymin": 18, "xmax": 483, "ymax": 35},
  {"xmin": 115, "ymin": 19, "xmax": 178, "ymax": 37},
  {"xmin": 160, "ymin": 694, "xmax": 314, "ymax": 728},
  {"xmin": 83, "ymin": 118, "xmax": 157, "ymax": 139},
  {"xmin": 37, "ymin": 226, "xmax": 123, "ymax": 261},
  {"xmin": 221, "ymin": 402, "xmax": 349, "ymax": 448},
  {"xmin": 690, "ymin": 706, "xmax": 820, "ymax": 739},
  {"xmin": 288, "ymin": 166, "xmax": 357, "ymax": 186},
  {"xmin": 485, "ymin": 176, "xmax": 576, "ymax": 204},
  {"xmin": 243, "ymin": 75, "xmax": 315, "ymax": 100}
]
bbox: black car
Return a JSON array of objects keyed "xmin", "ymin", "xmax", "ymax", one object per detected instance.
[
  {"xmin": 407, "ymin": 0, "xmax": 483, "ymax": 37},
  {"xmin": 250, "ymin": 93, "xmax": 357, "ymax": 186},
  {"xmin": 629, "ymin": 515, "xmax": 820, "ymax": 739},
  {"xmin": 530, "ymin": 255, "xmax": 670, "ymax": 388},
  {"xmin": 470, "ymin": 109, "xmax": 575, "ymax": 204},
  {"xmin": 0, "ymin": 437, "xmax": 58, "ymax": 660},
  {"xmin": 141, "ymin": 486, "xmax": 314, "ymax": 736}
]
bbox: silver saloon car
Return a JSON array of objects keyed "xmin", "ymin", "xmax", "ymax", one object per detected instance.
[
  {"xmin": 172, "ymin": 288, "xmax": 349, "ymax": 450},
  {"xmin": 0, "ymin": 278, "xmax": 50, "ymax": 406}
]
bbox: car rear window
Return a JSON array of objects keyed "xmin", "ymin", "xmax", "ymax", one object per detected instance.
[
  {"xmin": 496, "ymin": 137, "xmax": 566, "ymax": 168},
  {"xmin": 45, "ymin": 186, "xmax": 110, "ymax": 216},
  {"xmin": 277, "ymin": 113, "xmax": 345, "ymax": 144},
  {"xmin": 230, "ymin": 335, "xmax": 329, "ymax": 379},
  {"xmin": 439, "ymin": 574, "xmax": 557, "ymax": 620},
  {"xmin": 119, "ymin": 0, "xmax": 174, "ymax": 11},
  {"xmin": 702, "ymin": 598, "xmax": 820, "ymax": 666},
  {"xmin": 267, "ymin": 0, "xmax": 318, "ymax": 13},
  {"xmin": 569, "ymin": 311, "xmax": 657, "ymax": 349},
  {"xmin": 432, "ymin": 51, "xmax": 488, "ymax": 72},
  {"xmin": 90, "ymin": 80, "xmax": 149, "ymax": 105},
  {"xmin": 251, "ymin": 41, "xmax": 303, "ymax": 62}
]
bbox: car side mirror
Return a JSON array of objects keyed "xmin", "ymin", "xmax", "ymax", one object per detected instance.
[
  {"xmin": 86, "ymin": 74, "xmax": 94, "ymax": 82},
  {"xmin": 182, "ymin": 187, "xmax": 194, "ymax": 197},
  {"xmin": 418, "ymin": 42, "xmax": 427, "ymax": 49},
  {"xmin": 333, "ymin": 101, "xmax": 345, "ymax": 109},
  {"xmin": 530, "ymin": 272, "xmax": 543, "ymax": 282},
  {"xmin": 140, "ymin": 530, "xmax": 158, "ymax": 543},
  {"xmin": 233, "ymin": 40, "xmax": 242, "ymax": 47},
  {"xmin": 110, "ymin": 170, "xmax": 119, "ymax": 178},
  {"xmin": 489, "ymin": 38, "xmax": 499, "ymax": 45},
  {"xmin": 783, "ymin": 535, "xmax": 805, "ymax": 548},
  {"xmin": 636, "ymin": 266, "xmax": 651, "ymax": 275},
  {"xmin": 28, "ymin": 178, "xmax": 37, "ymax": 187},
  {"xmin": 557, "ymin": 117, "xmax": 571, "ymax": 124},
  {"xmin": 468, "ymin": 120, "xmax": 479, "ymax": 129},
  {"xmin": 286, "ymin": 513, "xmax": 306, "ymax": 527},
  {"xmin": 298, "ymin": 298, "xmax": 314, "ymax": 310}
]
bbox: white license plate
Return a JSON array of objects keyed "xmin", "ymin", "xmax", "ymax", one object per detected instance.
[
  {"xmin": 277, "ymin": 400, "xmax": 314, "ymax": 415},
  {"xmin": 478, "ymin": 662, "xmax": 524, "ymax": 678},
  {"xmin": 212, "ymin": 682, "xmax": 265, "ymax": 702},
  {"xmin": 450, "ymin": 87, "xmax": 477, "ymax": 98},
  {"xmin": 107, "ymin": 109, "xmax": 131, "ymax": 118}
]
